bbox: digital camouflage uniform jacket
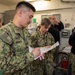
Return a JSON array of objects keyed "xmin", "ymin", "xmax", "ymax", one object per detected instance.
[
  {"xmin": 28, "ymin": 30, "xmax": 55, "ymax": 75},
  {"xmin": 69, "ymin": 33, "xmax": 75, "ymax": 75},
  {"xmin": 71, "ymin": 53, "xmax": 75, "ymax": 75},
  {"xmin": 0, "ymin": 22, "xmax": 34, "ymax": 75}
]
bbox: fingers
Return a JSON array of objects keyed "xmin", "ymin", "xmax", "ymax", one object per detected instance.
[
  {"xmin": 32, "ymin": 47, "xmax": 41, "ymax": 58},
  {"xmin": 38, "ymin": 53, "xmax": 45, "ymax": 60}
]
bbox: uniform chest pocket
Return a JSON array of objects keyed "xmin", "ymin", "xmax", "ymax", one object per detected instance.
[{"xmin": 13, "ymin": 37, "xmax": 25, "ymax": 50}]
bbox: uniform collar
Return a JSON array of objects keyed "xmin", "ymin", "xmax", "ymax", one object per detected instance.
[
  {"xmin": 37, "ymin": 30, "xmax": 48, "ymax": 37},
  {"xmin": 10, "ymin": 21, "xmax": 24, "ymax": 34}
]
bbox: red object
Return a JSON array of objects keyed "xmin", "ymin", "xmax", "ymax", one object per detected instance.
[{"xmin": 61, "ymin": 59, "xmax": 68, "ymax": 69}]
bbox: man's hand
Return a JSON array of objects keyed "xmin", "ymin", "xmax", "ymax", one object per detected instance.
[
  {"xmin": 32, "ymin": 48, "xmax": 45, "ymax": 60},
  {"xmin": 32, "ymin": 48, "xmax": 41, "ymax": 58},
  {"xmin": 54, "ymin": 20, "xmax": 59, "ymax": 25},
  {"xmin": 39, "ymin": 53, "xmax": 45, "ymax": 60}
]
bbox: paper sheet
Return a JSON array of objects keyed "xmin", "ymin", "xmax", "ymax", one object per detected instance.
[
  {"xmin": 62, "ymin": 46, "xmax": 71, "ymax": 53},
  {"xmin": 40, "ymin": 42, "xmax": 59, "ymax": 53},
  {"xmin": 29, "ymin": 41, "xmax": 59, "ymax": 60}
]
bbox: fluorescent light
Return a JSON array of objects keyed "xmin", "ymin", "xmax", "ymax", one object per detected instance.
[
  {"xmin": 25, "ymin": 0, "xmax": 51, "ymax": 2},
  {"xmin": 25, "ymin": 0, "xmax": 34, "ymax": 2}
]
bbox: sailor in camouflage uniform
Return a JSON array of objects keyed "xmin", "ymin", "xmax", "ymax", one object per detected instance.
[
  {"xmin": 70, "ymin": 53, "xmax": 75, "ymax": 75},
  {"xmin": 0, "ymin": 1, "xmax": 44, "ymax": 75},
  {"xmin": 29, "ymin": 18, "xmax": 55, "ymax": 75},
  {"xmin": 69, "ymin": 33, "xmax": 75, "ymax": 75}
]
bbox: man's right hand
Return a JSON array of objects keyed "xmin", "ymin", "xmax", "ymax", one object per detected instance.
[
  {"xmin": 32, "ymin": 47, "xmax": 41, "ymax": 58},
  {"xmin": 32, "ymin": 48, "xmax": 45, "ymax": 60}
]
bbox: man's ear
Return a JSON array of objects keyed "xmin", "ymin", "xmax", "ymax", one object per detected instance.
[{"xmin": 18, "ymin": 9, "xmax": 23, "ymax": 17}]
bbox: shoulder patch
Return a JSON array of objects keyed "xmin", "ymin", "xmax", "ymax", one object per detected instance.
[{"xmin": 0, "ymin": 28, "xmax": 13, "ymax": 45}]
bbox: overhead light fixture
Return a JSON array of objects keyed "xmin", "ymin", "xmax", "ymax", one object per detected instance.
[
  {"xmin": 25, "ymin": 0, "xmax": 34, "ymax": 2},
  {"xmin": 25, "ymin": 0, "xmax": 51, "ymax": 2},
  {"xmin": 39, "ymin": 0, "xmax": 51, "ymax": 1},
  {"xmin": 43, "ymin": 0, "xmax": 51, "ymax": 1}
]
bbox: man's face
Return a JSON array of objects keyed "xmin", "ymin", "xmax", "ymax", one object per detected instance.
[
  {"xmin": 41, "ymin": 25, "xmax": 50, "ymax": 34},
  {"xmin": 50, "ymin": 16, "xmax": 56, "ymax": 24},
  {"xmin": 20, "ymin": 9, "xmax": 34, "ymax": 28}
]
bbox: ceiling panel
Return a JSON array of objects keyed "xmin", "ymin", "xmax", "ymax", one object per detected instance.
[
  {"xmin": 0, "ymin": 0, "xmax": 25, "ymax": 6},
  {"xmin": 0, "ymin": 0, "xmax": 40, "ymax": 6},
  {"xmin": 0, "ymin": 0, "xmax": 49, "ymax": 6}
]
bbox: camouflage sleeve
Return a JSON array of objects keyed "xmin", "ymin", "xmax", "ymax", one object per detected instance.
[
  {"xmin": 48, "ymin": 33, "xmax": 55, "ymax": 45},
  {"xmin": 49, "ymin": 33, "xmax": 60, "ymax": 62},
  {"xmin": 50, "ymin": 33, "xmax": 56, "ymax": 51},
  {"xmin": 0, "ymin": 39, "xmax": 34, "ymax": 74},
  {"xmin": 48, "ymin": 33, "xmax": 56, "ymax": 54},
  {"xmin": 51, "ymin": 34, "xmax": 56, "ymax": 50},
  {"xmin": 51, "ymin": 35, "xmax": 55, "ymax": 45},
  {"xmin": 30, "ymin": 33, "xmax": 38, "ymax": 47}
]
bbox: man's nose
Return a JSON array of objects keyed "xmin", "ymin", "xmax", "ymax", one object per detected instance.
[{"xmin": 46, "ymin": 29, "xmax": 49, "ymax": 31}]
